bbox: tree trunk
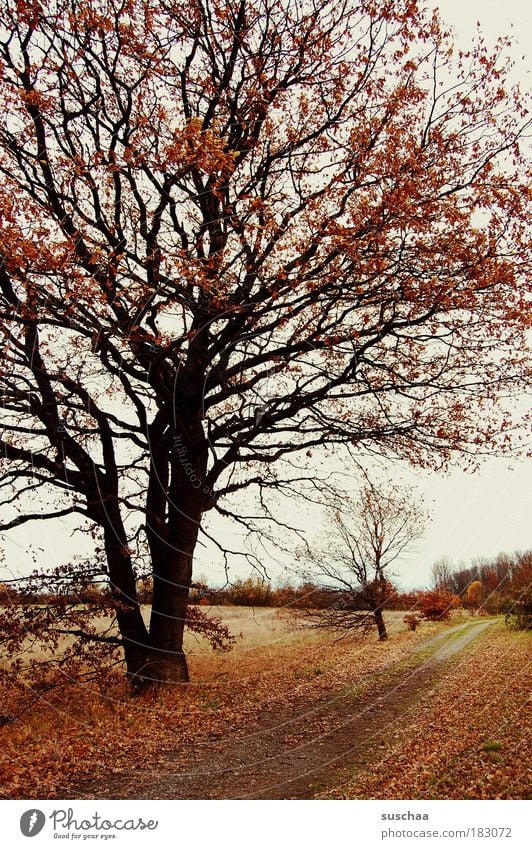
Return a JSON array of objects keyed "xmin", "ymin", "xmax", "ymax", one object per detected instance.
[
  {"xmin": 143, "ymin": 484, "xmax": 203, "ymax": 688},
  {"xmin": 139, "ymin": 405, "xmax": 207, "ymax": 689},
  {"xmin": 144, "ymin": 549, "xmax": 193, "ymax": 686},
  {"xmin": 101, "ymin": 521, "xmax": 151, "ymax": 685},
  {"xmin": 374, "ymin": 608, "xmax": 388, "ymax": 641}
]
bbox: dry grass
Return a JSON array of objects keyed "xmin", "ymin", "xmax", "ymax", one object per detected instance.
[
  {"xmin": 183, "ymin": 606, "xmax": 415, "ymax": 687},
  {"xmin": 4, "ymin": 604, "xmax": 411, "ymax": 672}
]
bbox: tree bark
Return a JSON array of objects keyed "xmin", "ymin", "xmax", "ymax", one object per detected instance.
[
  {"xmin": 101, "ymin": 520, "xmax": 151, "ymax": 684},
  {"xmin": 373, "ymin": 608, "xmax": 388, "ymax": 641},
  {"xmin": 145, "ymin": 546, "xmax": 194, "ymax": 686},
  {"xmin": 140, "ymin": 423, "xmax": 206, "ymax": 688}
]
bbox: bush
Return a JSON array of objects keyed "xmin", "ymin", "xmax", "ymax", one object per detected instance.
[
  {"xmin": 419, "ymin": 589, "xmax": 460, "ymax": 621},
  {"xmin": 403, "ymin": 613, "xmax": 422, "ymax": 631},
  {"xmin": 504, "ymin": 599, "xmax": 532, "ymax": 631}
]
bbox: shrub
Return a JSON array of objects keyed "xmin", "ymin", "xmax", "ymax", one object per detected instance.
[
  {"xmin": 504, "ymin": 599, "xmax": 532, "ymax": 631},
  {"xmin": 403, "ymin": 613, "xmax": 422, "ymax": 631},
  {"xmin": 483, "ymin": 740, "xmax": 503, "ymax": 752},
  {"xmin": 419, "ymin": 589, "xmax": 460, "ymax": 621}
]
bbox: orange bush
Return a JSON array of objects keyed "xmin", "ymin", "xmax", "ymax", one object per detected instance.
[
  {"xmin": 403, "ymin": 613, "xmax": 423, "ymax": 631},
  {"xmin": 419, "ymin": 589, "xmax": 460, "ymax": 621}
]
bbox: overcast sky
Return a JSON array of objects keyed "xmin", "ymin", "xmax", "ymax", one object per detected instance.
[
  {"xmin": 398, "ymin": 0, "xmax": 532, "ymax": 586},
  {"xmin": 1, "ymin": 0, "xmax": 530, "ymax": 591}
]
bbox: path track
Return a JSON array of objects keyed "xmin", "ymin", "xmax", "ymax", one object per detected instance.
[{"xmin": 72, "ymin": 619, "xmax": 495, "ymax": 799}]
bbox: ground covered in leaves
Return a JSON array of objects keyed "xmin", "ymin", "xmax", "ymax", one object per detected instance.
[
  {"xmin": 327, "ymin": 623, "xmax": 531, "ymax": 800},
  {"xmin": 0, "ymin": 609, "xmax": 528, "ymax": 800}
]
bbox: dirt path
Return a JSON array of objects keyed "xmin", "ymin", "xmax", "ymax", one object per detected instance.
[{"xmin": 71, "ymin": 619, "xmax": 495, "ymax": 800}]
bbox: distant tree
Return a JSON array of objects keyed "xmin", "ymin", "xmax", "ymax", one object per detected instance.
[
  {"xmin": 431, "ymin": 558, "xmax": 454, "ymax": 592},
  {"xmin": 189, "ymin": 579, "xmax": 210, "ymax": 604},
  {"xmin": 297, "ymin": 482, "xmax": 426, "ymax": 640},
  {"xmin": 0, "ymin": 0, "xmax": 529, "ymax": 688},
  {"xmin": 392, "ymin": 590, "xmax": 421, "ymax": 611},
  {"xmin": 270, "ymin": 582, "xmax": 300, "ymax": 610},
  {"xmin": 463, "ymin": 579, "xmax": 484, "ymax": 612},
  {"xmin": 504, "ymin": 551, "xmax": 532, "ymax": 630},
  {"xmin": 227, "ymin": 576, "xmax": 273, "ymax": 606},
  {"xmin": 441, "ymin": 551, "xmax": 522, "ymax": 612},
  {"xmin": 449, "ymin": 565, "xmax": 479, "ymax": 597},
  {"xmin": 137, "ymin": 576, "xmax": 154, "ymax": 605},
  {"xmin": 0, "ymin": 582, "xmax": 17, "ymax": 605},
  {"xmin": 475, "ymin": 553, "xmax": 513, "ymax": 610}
]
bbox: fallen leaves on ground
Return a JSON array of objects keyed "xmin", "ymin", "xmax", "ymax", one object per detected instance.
[
  {"xmin": 0, "ymin": 613, "xmax": 446, "ymax": 798},
  {"xmin": 325, "ymin": 626, "xmax": 531, "ymax": 800}
]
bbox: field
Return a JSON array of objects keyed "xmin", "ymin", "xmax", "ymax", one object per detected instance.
[{"xmin": 0, "ymin": 607, "xmax": 530, "ymax": 800}]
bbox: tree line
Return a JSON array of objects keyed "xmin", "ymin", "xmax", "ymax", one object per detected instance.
[
  {"xmin": 2, "ymin": 548, "xmax": 529, "ymax": 623},
  {"xmin": 430, "ymin": 550, "xmax": 531, "ymax": 628}
]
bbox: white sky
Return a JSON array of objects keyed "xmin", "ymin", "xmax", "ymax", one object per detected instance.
[
  {"xmin": 435, "ymin": 0, "xmax": 532, "ymax": 54},
  {"xmin": 1, "ymin": 0, "xmax": 530, "ymax": 591},
  {"xmin": 398, "ymin": 0, "xmax": 532, "ymax": 586}
]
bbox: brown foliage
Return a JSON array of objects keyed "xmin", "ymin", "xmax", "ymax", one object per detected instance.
[
  {"xmin": 419, "ymin": 589, "xmax": 461, "ymax": 621},
  {"xmin": 330, "ymin": 627, "xmax": 531, "ymax": 800},
  {"xmin": 0, "ymin": 612, "xmax": 450, "ymax": 798}
]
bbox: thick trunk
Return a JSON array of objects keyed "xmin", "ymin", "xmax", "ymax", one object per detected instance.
[
  {"xmin": 374, "ymin": 607, "xmax": 388, "ymax": 641},
  {"xmin": 145, "ymin": 549, "xmax": 193, "ymax": 685},
  {"xmin": 140, "ymin": 397, "xmax": 207, "ymax": 688},
  {"xmin": 143, "ymin": 466, "xmax": 204, "ymax": 687}
]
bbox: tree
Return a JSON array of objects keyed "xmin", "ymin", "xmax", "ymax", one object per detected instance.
[
  {"xmin": 431, "ymin": 557, "xmax": 454, "ymax": 593},
  {"xmin": 463, "ymin": 579, "xmax": 484, "ymax": 612},
  {"xmin": 296, "ymin": 482, "xmax": 426, "ymax": 640},
  {"xmin": 504, "ymin": 550, "xmax": 532, "ymax": 630},
  {"xmin": 448, "ymin": 564, "xmax": 478, "ymax": 597},
  {"xmin": 403, "ymin": 612, "xmax": 422, "ymax": 631},
  {"xmin": 0, "ymin": 0, "xmax": 530, "ymax": 688}
]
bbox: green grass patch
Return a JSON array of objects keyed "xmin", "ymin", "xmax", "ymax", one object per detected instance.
[{"xmin": 483, "ymin": 740, "xmax": 503, "ymax": 753}]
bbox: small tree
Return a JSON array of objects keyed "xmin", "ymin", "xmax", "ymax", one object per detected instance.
[
  {"xmin": 298, "ymin": 482, "xmax": 426, "ymax": 641},
  {"xmin": 463, "ymin": 579, "xmax": 484, "ymax": 612},
  {"xmin": 403, "ymin": 613, "xmax": 422, "ymax": 631}
]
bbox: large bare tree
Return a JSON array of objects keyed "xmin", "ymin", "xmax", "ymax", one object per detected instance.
[{"xmin": 0, "ymin": 0, "xmax": 529, "ymax": 687}]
